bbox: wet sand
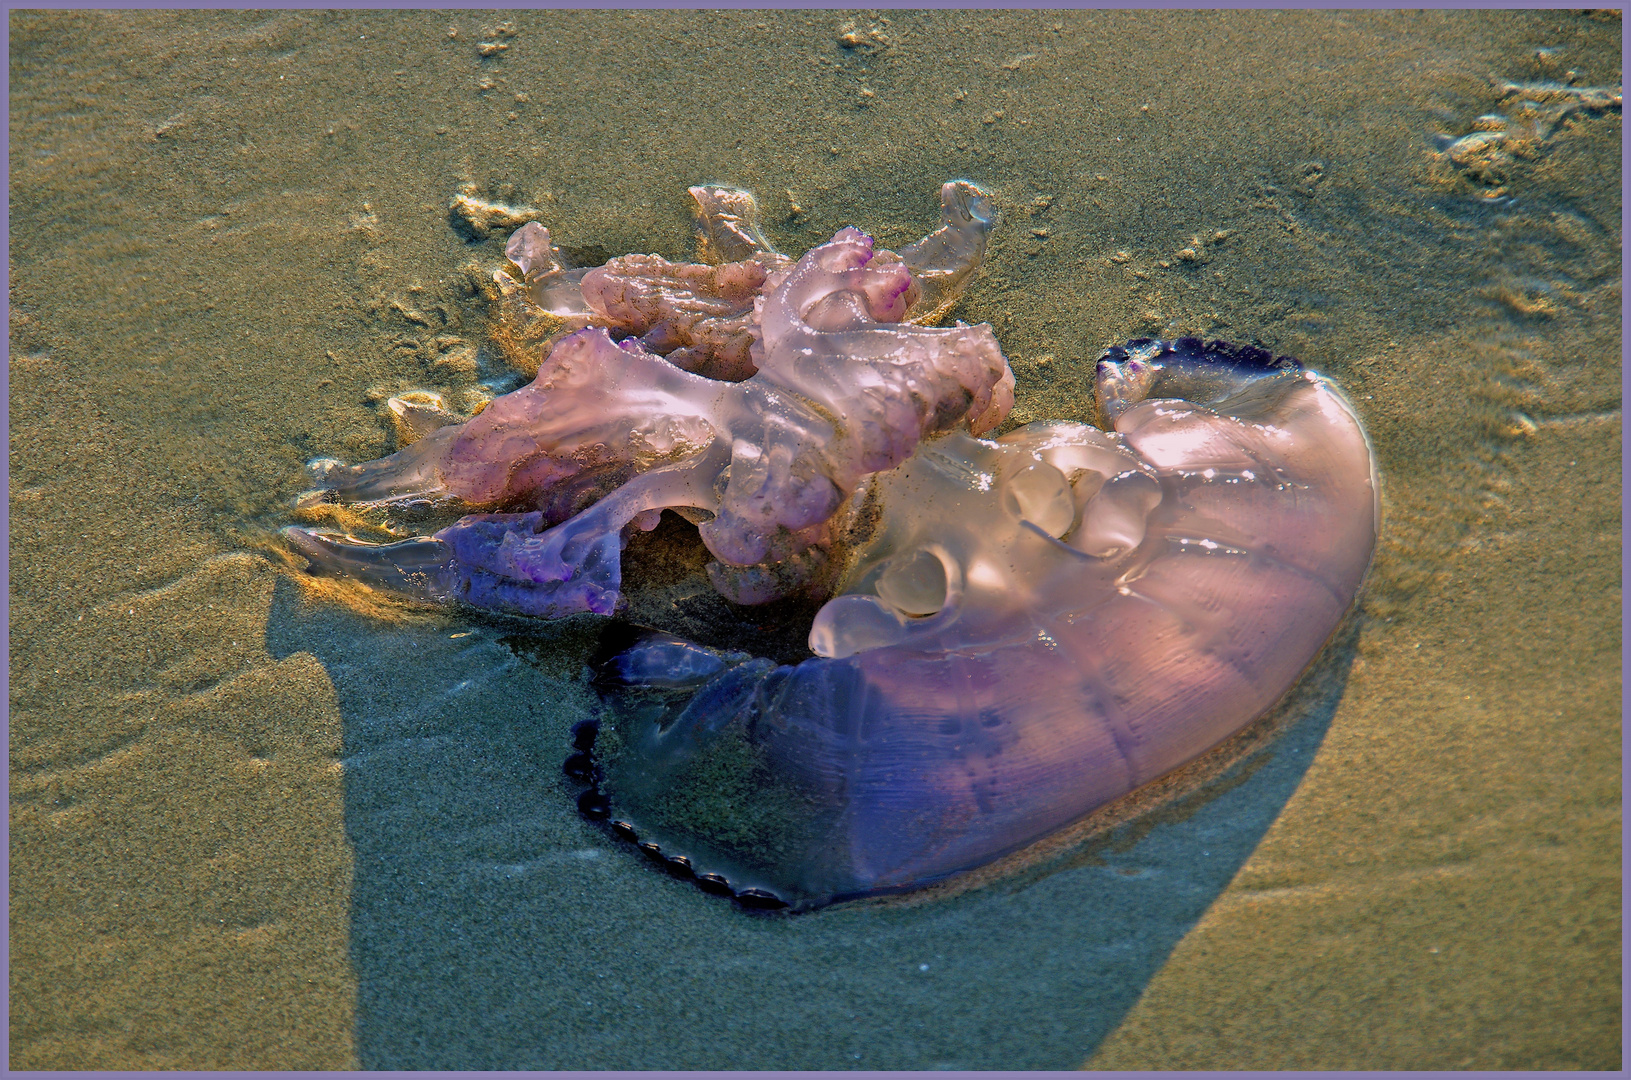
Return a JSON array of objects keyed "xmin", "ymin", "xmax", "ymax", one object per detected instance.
[{"xmin": 8, "ymin": 10, "xmax": 1620, "ymax": 1070}]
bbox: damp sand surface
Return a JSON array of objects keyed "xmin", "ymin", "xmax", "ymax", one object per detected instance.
[{"xmin": 8, "ymin": 10, "xmax": 1620, "ymax": 1070}]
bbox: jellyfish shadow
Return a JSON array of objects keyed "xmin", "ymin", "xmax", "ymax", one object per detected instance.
[{"xmin": 265, "ymin": 572, "xmax": 1360, "ymax": 1070}]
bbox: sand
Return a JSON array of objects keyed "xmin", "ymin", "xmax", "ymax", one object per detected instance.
[{"xmin": 8, "ymin": 9, "xmax": 1620, "ymax": 1070}]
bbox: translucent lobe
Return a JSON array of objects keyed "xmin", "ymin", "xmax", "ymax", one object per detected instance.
[
  {"xmin": 1001, "ymin": 460, "xmax": 1076, "ymax": 537},
  {"xmin": 1072, "ymin": 472, "xmax": 1162, "ymax": 557},
  {"xmin": 809, "ymin": 595, "xmax": 907, "ymax": 659},
  {"xmin": 875, "ymin": 548, "xmax": 950, "ymax": 616}
]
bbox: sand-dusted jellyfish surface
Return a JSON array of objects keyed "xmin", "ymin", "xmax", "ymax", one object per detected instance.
[{"xmin": 287, "ymin": 182, "xmax": 1379, "ymax": 910}]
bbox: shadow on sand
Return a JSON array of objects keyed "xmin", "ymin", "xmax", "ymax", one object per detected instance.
[{"xmin": 265, "ymin": 571, "xmax": 1358, "ymax": 1070}]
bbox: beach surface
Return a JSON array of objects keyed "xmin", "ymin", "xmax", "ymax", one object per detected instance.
[{"xmin": 9, "ymin": 10, "xmax": 1620, "ymax": 1069}]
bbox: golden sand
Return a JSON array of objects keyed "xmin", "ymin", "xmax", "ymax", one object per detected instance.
[{"xmin": 9, "ymin": 9, "xmax": 1619, "ymax": 1069}]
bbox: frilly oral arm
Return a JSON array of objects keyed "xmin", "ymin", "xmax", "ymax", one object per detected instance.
[
  {"xmin": 291, "ymin": 218, "xmax": 1015, "ymax": 615},
  {"xmin": 899, "ymin": 180, "xmax": 998, "ymax": 324}
]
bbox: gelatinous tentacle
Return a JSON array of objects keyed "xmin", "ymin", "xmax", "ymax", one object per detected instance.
[
  {"xmin": 290, "ymin": 437, "xmax": 730, "ymax": 619},
  {"xmin": 312, "ymin": 425, "xmax": 464, "ymax": 505},
  {"xmin": 578, "ymin": 255, "xmax": 775, "ymax": 383},
  {"xmin": 435, "ymin": 328, "xmax": 728, "ymax": 506},
  {"xmin": 593, "ymin": 627, "xmax": 752, "ymax": 690},
  {"xmin": 284, "ymin": 516, "xmax": 607, "ymax": 617},
  {"xmin": 426, "ymin": 510, "xmax": 625, "ymax": 617},
  {"xmin": 488, "ymin": 183, "xmax": 991, "ymax": 384},
  {"xmin": 282, "ymin": 527, "xmax": 461, "ymax": 602},
  {"xmin": 899, "ymin": 180, "xmax": 998, "ymax": 324},
  {"xmin": 501, "ymin": 228, "xmax": 1012, "ymax": 599},
  {"xmin": 487, "ymin": 225, "xmax": 598, "ymax": 380},
  {"xmin": 384, "ymin": 391, "xmax": 467, "ymax": 446},
  {"xmin": 451, "ymin": 440, "xmax": 732, "ymax": 613},
  {"xmin": 307, "ymin": 329, "xmax": 727, "ymax": 514},
  {"xmin": 505, "ymin": 221, "xmax": 558, "ymax": 279},
  {"xmin": 499, "ymin": 191, "xmax": 798, "ymax": 382},
  {"xmin": 688, "ymin": 185, "xmax": 783, "ymax": 264},
  {"xmin": 288, "ymin": 512, "xmax": 617, "ymax": 619},
  {"xmin": 298, "ymin": 219, "xmax": 1016, "ymax": 617},
  {"xmin": 749, "ymin": 228, "xmax": 1012, "ymax": 461},
  {"xmin": 529, "ymin": 267, "xmax": 596, "ymax": 321},
  {"xmin": 502, "ymin": 222, "xmax": 598, "ymax": 321}
]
